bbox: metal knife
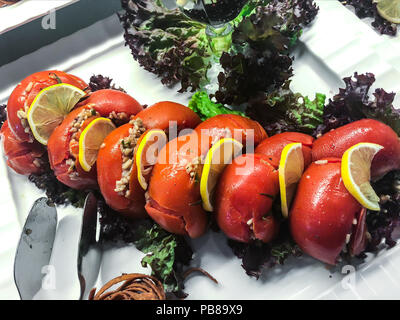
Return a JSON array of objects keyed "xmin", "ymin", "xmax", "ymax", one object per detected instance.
[
  {"xmin": 77, "ymin": 192, "xmax": 102, "ymax": 300},
  {"xmin": 13, "ymin": 197, "xmax": 58, "ymax": 300}
]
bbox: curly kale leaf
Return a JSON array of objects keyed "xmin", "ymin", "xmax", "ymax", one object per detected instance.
[
  {"xmin": 228, "ymin": 222, "xmax": 302, "ymax": 279},
  {"xmin": 215, "ymin": 0, "xmax": 319, "ymax": 106},
  {"xmin": 366, "ymin": 171, "xmax": 400, "ymax": 251},
  {"xmin": 246, "ymin": 81, "xmax": 325, "ymax": 136},
  {"xmin": 315, "ymin": 72, "xmax": 400, "ymax": 136},
  {"xmin": 188, "ymin": 91, "xmax": 246, "ymax": 121},
  {"xmin": 29, "ymin": 168, "xmax": 88, "ymax": 208},
  {"xmin": 88, "ymin": 74, "xmax": 126, "ymax": 93},
  {"xmin": 234, "ymin": 0, "xmax": 319, "ymax": 51},
  {"xmin": 215, "ymin": 50, "xmax": 294, "ymax": 106},
  {"xmin": 119, "ymin": 0, "xmax": 212, "ymax": 93}
]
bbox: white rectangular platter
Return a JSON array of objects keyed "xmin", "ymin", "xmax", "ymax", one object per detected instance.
[{"xmin": 1, "ymin": 0, "xmax": 400, "ymax": 300}]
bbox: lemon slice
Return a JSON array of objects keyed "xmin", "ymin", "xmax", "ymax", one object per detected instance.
[
  {"xmin": 341, "ymin": 143, "xmax": 384, "ymax": 211},
  {"xmin": 79, "ymin": 117, "xmax": 116, "ymax": 172},
  {"xmin": 279, "ymin": 143, "xmax": 304, "ymax": 218},
  {"xmin": 27, "ymin": 83, "xmax": 86, "ymax": 145},
  {"xmin": 136, "ymin": 129, "xmax": 168, "ymax": 190},
  {"xmin": 376, "ymin": 0, "xmax": 400, "ymax": 24},
  {"xmin": 200, "ymin": 138, "xmax": 243, "ymax": 212}
]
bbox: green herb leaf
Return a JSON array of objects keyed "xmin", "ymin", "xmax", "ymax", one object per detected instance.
[{"xmin": 134, "ymin": 223, "xmax": 192, "ymax": 294}]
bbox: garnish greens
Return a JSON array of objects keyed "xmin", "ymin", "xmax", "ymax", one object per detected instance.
[
  {"xmin": 188, "ymin": 91, "xmax": 246, "ymax": 121},
  {"xmin": 119, "ymin": 0, "xmax": 213, "ymax": 93},
  {"xmin": 134, "ymin": 223, "xmax": 192, "ymax": 294},
  {"xmin": 339, "ymin": 0, "xmax": 398, "ymax": 36}
]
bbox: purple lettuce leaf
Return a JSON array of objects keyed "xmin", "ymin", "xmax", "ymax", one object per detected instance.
[
  {"xmin": 339, "ymin": 0, "xmax": 397, "ymax": 36},
  {"xmin": 315, "ymin": 72, "xmax": 400, "ymax": 136},
  {"xmin": 215, "ymin": 0, "xmax": 319, "ymax": 106}
]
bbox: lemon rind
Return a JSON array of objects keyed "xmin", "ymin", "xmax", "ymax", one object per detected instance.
[{"xmin": 78, "ymin": 117, "xmax": 115, "ymax": 172}]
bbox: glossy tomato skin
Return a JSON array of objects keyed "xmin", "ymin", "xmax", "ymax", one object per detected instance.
[
  {"xmin": 134, "ymin": 101, "xmax": 201, "ymax": 133},
  {"xmin": 289, "ymin": 158, "xmax": 363, "ymax": 265},
  {"xmin": 79, "ymin": 89, "xmax": 143, "ymax": 119},
  {"xmin": 97, "ymin": 124, "xmax": 147, "ymax": 218},
  {"xmin": 194, "ymin": 114, "xmax": 267, "ymax": 154},
  {"xmin": 7, "ymin": 70, "xmax": 87, "ymax": 142},
  {"xmin": 312, "ymin": 119, "xmax": 400, "ymax": 180},
  {"xmin": 255, "ymin": 132, "xmax": 314, "ymax": 168},
  {"xmin": 47, "ymin": 106, "xmax": 98, "ymax": 190},
  {"xmin": 0, "ymin": 120, "xmax": 46, "ymax": 175},
  {"xmin": 215, "ymin": 153, "xmax": 280, "ymax": 243},
  {"xmin": 146, "ymin": 133, "xmax": 208, "ymax": 238}
]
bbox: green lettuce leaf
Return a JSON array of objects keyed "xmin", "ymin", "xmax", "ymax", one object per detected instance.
[{"xmin": 188, "ymin": 91, "xmax": 246, "ymax": 121}]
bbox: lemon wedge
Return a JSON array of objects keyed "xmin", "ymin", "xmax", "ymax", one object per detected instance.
[
  {"xmin": 27, "ymin": 83, "xmax": 86, "ymax": 145},
  {"xmin": 200, "ymin": 138, "xmax": 243, "ymax": 212},
  {"xmin": 376, "ymin": 0, "xmax": 400, "ymax": 24},
  {"xmin": 341, "ymin": 142, "xmax": 384, "ymax": 211},
  {"xmin": 136, "ymin": 129, "xmax": 168, "ymax": 190},
  {"xmin": 279, "ymin": 143, "xmax": 304, "ymax": 218},
  {"xmin": 78, "ymin": 117, "xmax": 116, "ymax": 172}
]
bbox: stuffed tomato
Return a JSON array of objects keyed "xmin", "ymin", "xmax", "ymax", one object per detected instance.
[
  {"xmin": 194, "ymin": 114, "xmax": 268, "ymax": 153},
  {"xmin": 79, "ymin": 89, "xmax": 143, "ymax": 124},
  {"xmin": 255, "ymin": 132, "xmax": 314, "ymax": 168},
  {"xmin": 47, "ymin": 105, "xmax": 100, "ymax": 189},
  {"xmin": 145, "ymin": 133, "xmax": 208, "ymax": 237},
  {"xmin": 7, "ymin": 70, "xmax": 88, "ymax": 143},
  {"xmin": 289, "ymin": 158, "xmax": 367, "ymax": 265},
  {"xmin": 215, "ymin": 153, "xmax": 280, "ymax": 243},
  {"xmin": 145, "ymin": 114, "xmax": 268, "ymax": 238},
  {"xmin": 0, "ymin": 120, "xmax": 46, "ymax": 175},
  {"xmin": 313, "ymin": 119, "xmax": 400, "ymax": 180},
  {"xmin": 96, "ymin": 101, "xmax": 201, "ymax": 219}
]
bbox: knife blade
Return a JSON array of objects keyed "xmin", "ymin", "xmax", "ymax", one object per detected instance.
[
  {"xmin": 77, "ymin": 192, "xmax": 102, "ymax": 300},
  {"xmin": 13, "ymin": 197, "xmax": 57, "ymax": 300}
]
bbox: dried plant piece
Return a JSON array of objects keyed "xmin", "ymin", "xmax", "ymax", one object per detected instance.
[
  {"xmin": 89, "ymin": 273, "xmax": 166, "ymax": 300},
  {"xmin": 183, "ymin": 267, "xmax": 219, "ymax": 285}
]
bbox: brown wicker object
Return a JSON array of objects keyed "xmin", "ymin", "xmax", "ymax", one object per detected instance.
[{"xmin": 89, "ymin": 273, "xmax": 166, "ymax": 300}]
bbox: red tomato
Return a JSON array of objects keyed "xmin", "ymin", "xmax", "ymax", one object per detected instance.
[
  {"xmin": 7, "ymin": 71, "xmax": 87, "ymax": 142},
  {"xmin": 194, "ymin": 114, "xmax": 267, "ymax": 154},
  {"xmin": 47, "ymin": 106, "xmax": 98, "ymax": 190},
  {"xmin": 215, "ymin": 153, "xmax": 280, "ymax": 243},
  {"xmin": 0, "ymin": 120, "xmax": 46, "ymax": 175},
  {"xmin": 97, "ymin": 102, "xmax": 201, "ymax": 219},
  {"xmin": 79, "ymin": 89, "xmax": 143, "ymax": 119},
  {"xmin": 134, "ymin": 101, "xmax": 201, "ymax": 133},
  {"xmin": 146, "ymin": 133, "xmax": 208, "ymax": 238},
  {"xmin": 312, "ymin": 119, "xmax": 400, "ymax": 180},
  {"xmin": 289, "ymin": 158, "xmax": 365, "ymax": 265},
  {"xmin": 255, "ymin": 132, "xmax": 314, "ymax": 168},
  {"xmin": 97, "ymin": 124, "xmax": 147, "ymax": 219}
]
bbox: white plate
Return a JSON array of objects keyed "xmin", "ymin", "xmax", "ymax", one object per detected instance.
[{"xmin": 1, "ymin": 1, "xmax": 400, "ymax": 300}]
